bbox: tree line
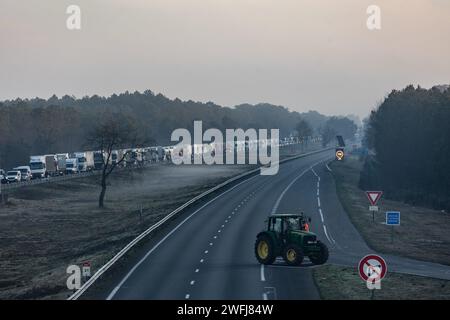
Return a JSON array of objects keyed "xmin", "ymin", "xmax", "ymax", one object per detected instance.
[
  {"xmin": 0, "ymin": 90, "xmax": 358, "ymax": 169},
  {"xmin": 360, "ymin": 85, "xmax": 450, "ymax": 211}
]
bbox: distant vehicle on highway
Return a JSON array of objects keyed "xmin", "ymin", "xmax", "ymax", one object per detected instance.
[
  {"xmin": 56, "ymin": 153, "xmax": 69, "ymax": 175},
  {"xmin": 111, "ymin": 149, "xmax": 124, "ymax": 166},
  {"xmin": 65, "ymin": 158, "xmax": 80, "ymax": 174},
  {"xmin": 93, "ymin": 151, "xmax": 105, "ymax": 170},
  {"xmin": 163, "ymin": 146, "xmax": 173, "ymax": 161},
  {"xmin": 255, "ymin": 213, "xmax": 329, "ymax": 266},
  {"xmin": 74, "ymin": 151, "xmax": 94, "ymax": 172},
  {"xmin": 0, "ymin": 169, "xmax": 7, "ymax": 184},
  {"xmin": 13, "ymin": 166, "xmax": 32, "ymax": 181},
  {"xmin": 29, "ymin": 155, "xmax": 57, "ymax": 178},
  {"xmin": 6, "ymin": 170, "xmax": 21, "ymax": 183}
]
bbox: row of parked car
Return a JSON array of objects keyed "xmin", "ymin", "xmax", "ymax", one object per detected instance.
[{"xmin": 0, "ymin": 167, "xmax": 32, "ymax": 184}]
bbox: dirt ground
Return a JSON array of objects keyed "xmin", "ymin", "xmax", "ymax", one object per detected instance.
[
  {"xmin": 313, "ymin": 264, "xmax": 450, "ymax": 300},
  {"xmin": 330, "ymin": 155, "xmax": 450, "ymax": 266},
  {"xmin": 0, "ymin": 163, "xmax": 252, "ymax": 299}
]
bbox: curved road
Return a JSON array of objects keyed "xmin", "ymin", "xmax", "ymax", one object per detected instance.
[{"xmin": 100, "ymin": 149, "xmax": 450, "ymax": 300}]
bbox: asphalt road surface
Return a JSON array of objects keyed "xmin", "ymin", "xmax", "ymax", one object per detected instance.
[{"xmin": 101, "ymin": 149, "xmax": 450, "ymax": 300}]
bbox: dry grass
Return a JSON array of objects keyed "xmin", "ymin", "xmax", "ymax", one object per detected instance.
[
  {"xmin": 331, "ymin": 156, "xmax": 450, "ymax": 265},
  {"xmin": 0, "ymin": 164, "xmax": 250, "ymax": 299},
  {"xmin": 313, "ymin": 264, "xmax": 450, "ymax": 300},
  {"xmin": 0, "ymin": 143, "xmax": 320, "ymax": 299}
]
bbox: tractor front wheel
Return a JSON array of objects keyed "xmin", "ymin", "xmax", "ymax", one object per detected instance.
[
  {"xmin": 283, "ymin": 244, "xmax": 304, "ymax": 266},
  {"xmin": 309, "ymin": 241, "xmax": 329, "ymax": 265},
  {"xmin": 255, "ymin": 234, "xmax": 276, "ymax": 265}
]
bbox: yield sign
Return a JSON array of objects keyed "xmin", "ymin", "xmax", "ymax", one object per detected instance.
[{"xmin": 366, "ymin": 191, "xmax": 383, "ymax": 206}]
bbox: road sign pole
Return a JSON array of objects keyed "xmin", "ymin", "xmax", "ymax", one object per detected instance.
[{"xmin": 391, "ymin": 226, "xmax": 394, "ymax": 244}]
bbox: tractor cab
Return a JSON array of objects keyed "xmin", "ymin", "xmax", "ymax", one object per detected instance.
[{"xmin": 255, "ymin": 213, "xmax": 329, "ymax": 266}]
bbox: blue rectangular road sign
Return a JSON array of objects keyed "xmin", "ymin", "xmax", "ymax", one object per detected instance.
[{"xmin": 386, "ymin": 211, "xmax": 400, "ymax": 225}]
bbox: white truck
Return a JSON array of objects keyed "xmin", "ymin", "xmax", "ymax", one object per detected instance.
[
  {"xmin": 93, "ymin": 151, "xmax": 105, "ymax": 170},
  {"xmin": 111, "ymin": 149, "xmax": 125, "ymax": 166},
  {"xmin": 74, "ymin": 151, "xmax": 94, "ymax": 172},
  {"xmin": 56, "ymin": 153, "xmax": 69, "ymax": 175},
  {"xmin": 29, "ymin": 155, "xmax": 57, "ymax": 178},
  {"xmin": 65, "ymin": 158, "xmax": 79, "ymax": 174}
]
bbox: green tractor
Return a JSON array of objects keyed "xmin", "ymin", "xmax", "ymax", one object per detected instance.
[{"xmin": 255, "ymin": 214, "xmax": 329, "ymax": 266}]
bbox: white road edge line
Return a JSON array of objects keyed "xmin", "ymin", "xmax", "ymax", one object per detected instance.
[
  {"xmin": 318, "ymin": 208, "xmax": 324, "ymax": 223},
  {"xmin": 105, "ymin": 174, "xmax": 259, "ymax": 300},
  {"xmin": 322, "ymin": 225, "xmax": 333, "ymax": 245},
  {"xmin": 260, "ymin": 264, "xmax": 266, "ymax": 282}
]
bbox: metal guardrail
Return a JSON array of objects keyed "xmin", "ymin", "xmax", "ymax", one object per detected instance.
[{"xmin": 67, "ymin": 146, "xmax": 332, "ymax": 300}]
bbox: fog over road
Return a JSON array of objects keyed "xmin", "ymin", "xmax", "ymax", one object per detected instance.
[{"xmin": 96, "ymin": 149, "xmax": 450, "ymax": 300}]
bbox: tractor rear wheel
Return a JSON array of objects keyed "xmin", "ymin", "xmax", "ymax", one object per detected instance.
[
  {"xmin": 283, "ymin": 244, "xmax": 304, "ymax": 266},
  {"xmin": 255, "ymin": 234, "xmax": 276, "ymax": 265},
  {"xmin": 309, "ymin": 241, "xmax": 329, "ymax": 265}
]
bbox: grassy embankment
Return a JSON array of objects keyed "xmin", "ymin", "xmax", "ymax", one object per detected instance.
[{"xmin": 313, "ymin": 155, "xmax": 450, "ymax": 300}]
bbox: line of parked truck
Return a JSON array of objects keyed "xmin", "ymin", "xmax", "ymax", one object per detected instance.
[
  {"xmin": 0, "ymin": 146, "xmax": 171, "ymax": 184},
  {"xmin": 0, "ymin": 136, "xmax": 317, "ymax": 185}
]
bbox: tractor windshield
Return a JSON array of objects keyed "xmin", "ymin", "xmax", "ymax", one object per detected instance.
[{"xmin": 285, "ymin": 217, "xmax": 302, "ymax": 231}]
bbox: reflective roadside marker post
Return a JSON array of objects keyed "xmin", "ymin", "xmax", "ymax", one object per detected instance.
[{"xmin": 386, "ymin": 211, "xmax": 400, "ymax": 243}]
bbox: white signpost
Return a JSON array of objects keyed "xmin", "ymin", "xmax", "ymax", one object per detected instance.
[
  {"xmin": 82, "ymin": 261, "xmax": 91, "ymax": 279},
  {"xmin": 366, "ymin": 191, "xmax": 383, "ymax": 222}
]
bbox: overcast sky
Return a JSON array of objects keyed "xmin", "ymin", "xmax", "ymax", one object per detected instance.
[{"xmin": 1, "ymin": 0, "xmax": 449, "ymax": 118}]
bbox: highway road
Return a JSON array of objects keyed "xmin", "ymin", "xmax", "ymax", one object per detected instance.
[{"xmin": 97, "ymin": 149, "xmax": 450, "ymax": 300}]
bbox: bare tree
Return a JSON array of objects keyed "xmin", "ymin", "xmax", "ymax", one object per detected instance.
[
  {"xmin": 296, "ymin": 119, "xmax": 312, "ymax": 150},
  {"xmin": 87, "ymin": 114, "xmax": 143, "ymax": 208},
  {"xmin": 320, "ymin": 123, "xmax": 337, "ymax": 147}
]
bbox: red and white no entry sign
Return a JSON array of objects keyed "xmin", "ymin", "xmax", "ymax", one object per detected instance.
[{"xmin": 358, "ymin": 254, "xmax": 387, "ymax": 282}]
